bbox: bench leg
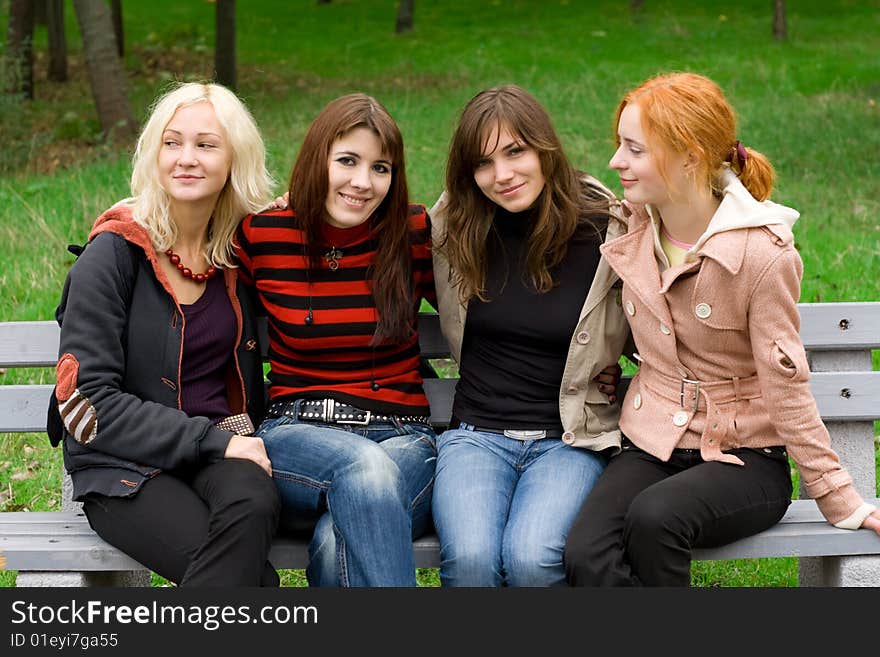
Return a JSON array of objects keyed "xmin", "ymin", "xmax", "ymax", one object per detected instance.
[{"xmin": 800, "ymin": 556, "xmax": 880, "ymax": 587}]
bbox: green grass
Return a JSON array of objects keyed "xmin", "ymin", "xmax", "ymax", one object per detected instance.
[{"xmin": 1, "ymin": 0, "xmax": 878, "ymax": 587}]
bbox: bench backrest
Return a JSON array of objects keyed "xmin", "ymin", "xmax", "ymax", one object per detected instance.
[{"xmin": 1, "ymin": 303, "xmax": 878, "ymax": 495}]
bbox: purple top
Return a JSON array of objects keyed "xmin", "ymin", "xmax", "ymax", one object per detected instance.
[{"xmin": 179, "ymin": 273, "xmax": 236, "ymax": 422}]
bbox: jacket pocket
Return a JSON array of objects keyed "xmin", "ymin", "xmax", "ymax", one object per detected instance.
[{"xmin": 769, "ymin": 338, "xmax": 809, "ymax": 382}]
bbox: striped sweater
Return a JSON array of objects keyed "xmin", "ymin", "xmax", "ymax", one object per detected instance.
[{"xmin": 236, "ymin": 204, "xmax": 436, "ymax": 416}]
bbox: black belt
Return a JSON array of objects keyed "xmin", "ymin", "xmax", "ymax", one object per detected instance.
[
  {"xmin": 453, "ymin": 418, "xmax": 562, "ymax": 440},
  {"xmin": 267, "ymin": 398, "xmax": 430, "ymax": 426}
]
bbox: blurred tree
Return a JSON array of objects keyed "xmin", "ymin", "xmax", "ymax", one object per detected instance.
[
  {"xmin": 5, "ymin": 0, "xmax": 35, "ymax": 99},
  {"xmin": 215, "ymin": 0, "xmax": 237, "ymax": 90},
  {"xmin": 773, "ymin": 0, "xmax": 787, "ymax": 40},
  {"xmin": 35, "ymin": 0, "xmax": 48, "ymax": 26},
  {"xmin": 396, "ymin": 0, "xmax": 414, "ymax": 34},
  {"xmin": 72, "ymin": 0, "xmax": 137, "ymax": 139},
  {"xmin": 47, "ymin": 0, "xmax": 68, "ymax": 82},
  {"xmin": 111, "ymin": 0, "xmax": 124, "ymax": 57}
]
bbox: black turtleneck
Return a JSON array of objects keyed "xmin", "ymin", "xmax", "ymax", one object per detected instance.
[{"xmin": 453, "ymin": 207, "xmax": 602, "ymax": 433}]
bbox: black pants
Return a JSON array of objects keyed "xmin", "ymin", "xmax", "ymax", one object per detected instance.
[
  {"xmin": 83, "ymin": 458, "xmax": 281, "ymax": 586},
  {"xmin": 563, "ymin": 439, "xmax": 793, "ymax": 586}
]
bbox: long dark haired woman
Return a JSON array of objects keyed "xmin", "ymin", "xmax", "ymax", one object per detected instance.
[
  {"xmin": 430, "ymin": 85, "xmax": 631, "ymax": 586},
  {"xmin": 237, "ymin": 94, "xmax": 437, "ymax": 587}
]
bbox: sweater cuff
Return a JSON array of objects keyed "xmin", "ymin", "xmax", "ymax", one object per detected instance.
[
  {"xmin": 199, "ymin": 426, "xmax": 234, "ymax": 463},
  {"xmin": 833, "ymin": 503, "xmax": 878, "ymax": 530}
]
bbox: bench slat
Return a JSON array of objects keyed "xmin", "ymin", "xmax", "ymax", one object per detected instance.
[
  {"xmin": 5, "ymin": 371, "xmax": 879, "ymax": 434},
  {"xmin": 4, "ymin": 303, "xmax": 879, "ymax": 369},
  {"xmin": 4, "ymin": 500, "xmax": 879, "ymax": 572},
  {"xmin": 798, "ymin": 302, "xmax": 880, "ymax": 350},
  {"xmin": 0, "ymin": 385, "xmax": 54, "ymax": 433}
]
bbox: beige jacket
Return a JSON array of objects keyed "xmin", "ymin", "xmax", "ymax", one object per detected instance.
[
  {"xmin": 429, "ymin": 178, "xmax": 631, "ymax": 452},
  {"xmin": 600, "ymin": 169, "xmax": 874, "ymax": 526}
]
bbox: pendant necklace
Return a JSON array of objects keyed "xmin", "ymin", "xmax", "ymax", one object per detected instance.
[{"xmin": 324, "ymin": 247, "xmax": 343, "ymax": 271}]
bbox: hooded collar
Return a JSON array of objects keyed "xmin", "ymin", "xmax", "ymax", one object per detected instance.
[
  {"xmin": 87, "ymin": 201, "xmax": 185, "ymax": 305},
  {"xmin": 648, "ymin": 168, "xmax": 800, "ymax": 276},
  {"xmin": 601, "ymin": 169, "xmax": 800, "ymax": 321}
]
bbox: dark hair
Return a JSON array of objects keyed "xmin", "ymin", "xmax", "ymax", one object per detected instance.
[
  {"xmin": 441, "ymin": 85, "xmax": 611, "ymax": 302},
  {"xmin": 288, "ymin": 93, "xmax": 414, "ymax": 344}
]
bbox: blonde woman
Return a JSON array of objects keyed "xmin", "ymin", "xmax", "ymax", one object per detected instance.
[{"xmin": 50, "ymin": 82, "xmax": 280, "ymax": 586}]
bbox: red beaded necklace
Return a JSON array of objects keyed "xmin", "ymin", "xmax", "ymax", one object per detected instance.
[{"xmin": 164, "ymin": 248, "xmax": 218, "ymax": 284}]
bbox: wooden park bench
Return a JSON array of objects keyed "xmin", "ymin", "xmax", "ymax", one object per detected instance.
[{"xmin": 1, "ymin": 304, "xmax": 879, "ymax": 586}]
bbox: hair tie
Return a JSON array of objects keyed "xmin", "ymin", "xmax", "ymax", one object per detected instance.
[{"xmin": 725, "ymin": 140, "xmax": 749, "ymax": 174}]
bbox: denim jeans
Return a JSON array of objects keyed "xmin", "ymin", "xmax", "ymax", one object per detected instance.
[
  {"xmin": 257, "ymin": 402, "xmax": 437, "ymax": 587},
  {"xmin": 431, "ymin": 423, "xmax": 608, "ymax": 586}
]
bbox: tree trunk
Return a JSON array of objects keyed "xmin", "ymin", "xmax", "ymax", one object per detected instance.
[
  {"xmin": 5, "ymin": 0, "xmax": 36, "ymax": 99},
  {"xmin": 72, "ymin": 0, "xmax": 137, "ymax": 140},
  {"xmin": 772, "ymin": 0, "xmax": 787, "ymax": 40},
  {"xmin": 110, "ymin": 0, "xmax": 124, "ymax": 57},
  {"xmin": 35, "ymin": 0, "xmax": 48, "ymax": 26},
  {"xmin": 395, "ymin": 0, "xmax": 414, "ymax": 34},
  {"xmin": 47, "ymin": 0, "xmax": 68, "ymax": 82},
  {"xmin": 215, "ymin": 0, "xmax": 236, "ymax": 91}
]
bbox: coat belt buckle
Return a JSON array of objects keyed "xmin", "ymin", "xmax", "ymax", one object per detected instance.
[
  {"xmin": 680, "ymin": 378, "xmax": 701, "ymax": 413},
  {"xmin": 503, "ymin": 429, "xmax": 547, "ymax": 440}
]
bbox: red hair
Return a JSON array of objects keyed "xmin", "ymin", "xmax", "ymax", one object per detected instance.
[{"xmin": 614, "ymin": 72, "xmax": 775, "ymax": 201}]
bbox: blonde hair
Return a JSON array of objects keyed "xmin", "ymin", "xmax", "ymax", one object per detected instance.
[
  {"xmin": 615, "ymin": 72, "xmax": 775, "ymax": 201},
  {"xmin": 129, "ymin": 82, "xmax": 273, "ymax": 267}
]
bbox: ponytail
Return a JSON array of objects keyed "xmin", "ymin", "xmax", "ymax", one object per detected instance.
[{"xmin": 736, "ymin": 146, "xmax": 775, "ymax": 202}]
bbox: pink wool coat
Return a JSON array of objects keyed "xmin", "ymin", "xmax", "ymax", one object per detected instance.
[{"xmin": 599, "ymin": 171, "xmax": 873, "ymax": 527}]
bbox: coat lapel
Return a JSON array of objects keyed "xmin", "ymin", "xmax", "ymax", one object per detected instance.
[{"xmin": 600, "ymin": 216, "xmax": 674, "ymax": 327}]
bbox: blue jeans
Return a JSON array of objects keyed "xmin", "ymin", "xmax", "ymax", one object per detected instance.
[
  {"xmin": 257, "ymin": 405, "xmax": 437, "ymax": 587},
  {"xmin": 432, "ymin": 424, "xmax": 608, "ymax": 586}
]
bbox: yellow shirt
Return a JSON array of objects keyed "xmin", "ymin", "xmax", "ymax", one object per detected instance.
[{"xmin": 659, "ymin": 224, "xmax": 691, "ymax": 266}]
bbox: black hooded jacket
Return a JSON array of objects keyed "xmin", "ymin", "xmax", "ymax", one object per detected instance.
[{"xmin": 48, "ymin": 205, "xmax": 265, "ymax": 500}]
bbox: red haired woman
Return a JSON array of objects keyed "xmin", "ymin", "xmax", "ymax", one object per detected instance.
[{"xmin": 564, "ymin": 72, "xmax": 880, "ymax": 586}]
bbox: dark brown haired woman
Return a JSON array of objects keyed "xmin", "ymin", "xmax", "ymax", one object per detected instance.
[
  {"xmin": 236, "ymin": 94, "xmax": 437, "ymax": 586},
  {"xmin": 429, "ymin": 85, "xmax": 631, "ymax": 586}
]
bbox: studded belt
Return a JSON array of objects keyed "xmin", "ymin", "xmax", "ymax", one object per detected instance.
[{"xmin": 266, "ymin": 398, "xmax": 430, "ymax": 426}]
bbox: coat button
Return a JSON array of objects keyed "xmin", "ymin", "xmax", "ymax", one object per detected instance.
[
  {"xmin": 695, "ymin": 303, "xmax": 712, "ymax": 319},
  {"xmin": 576, "ymin": 331, "xmax": 591, "ymax": 345},
  {"xmin": 625, "ymin": 300, "xmax": 635, "ymax": 316},
  {"xmin": 659, "ymin": 322, "xmax": 671, "ymax": 335},
  {"xmin": 566, "ymin": 385, "xmax": 579, "ymax": 395},
  {"xmin": 562, "ymin": 432, "xmax": 575, "ymax": 445},
  {"xmin": 672, "ymin": 411, "xmax": 689, "ymax": 426},
  {"xmin": 633, "ymin": 393, "xmax": 642, "ymax": 409}
]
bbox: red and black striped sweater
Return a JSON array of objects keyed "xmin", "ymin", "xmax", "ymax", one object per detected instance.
[{"xmin": 236, "ymin": 204, "xmax": 436, "ymax": 416}]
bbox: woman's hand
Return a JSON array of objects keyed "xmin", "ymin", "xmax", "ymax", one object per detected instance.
[
  {"xmin": 861, "ymin": 509, "xmax": 880, "ymax": 535},
  {"xmin": 270, "ymin": 191, "xmax": 290, "ymax": 210},
  {"xmin": 224, "ymin": 434, "xmax": 272, "ymax": 477},
  {"xmin": 593, "ymin": 363, "xmax": 622, "ymax": 404}
]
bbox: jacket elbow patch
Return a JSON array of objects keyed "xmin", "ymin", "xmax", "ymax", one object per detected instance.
[
  {"xmin": 58, "ymin": 389, "xmax": 98, "ymax": 445},
  {"xmin": 55, "ymin": 353, "xmax": 79, "ymax": 401},
  {"xmin": 768, "ymin": 339, "xmax": 809, "ymax": 382}
]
